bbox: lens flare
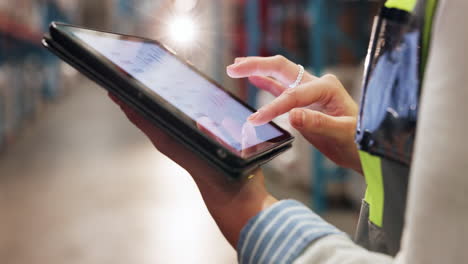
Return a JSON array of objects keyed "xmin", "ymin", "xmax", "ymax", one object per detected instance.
[{"xmin": 167, "ymin": 15, "xmax": 197, "ymax": 46}]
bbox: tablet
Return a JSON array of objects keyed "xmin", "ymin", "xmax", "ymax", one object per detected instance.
[{"xmin": 43, "ymin": 22, "xmax": 293, "ymax": 177}]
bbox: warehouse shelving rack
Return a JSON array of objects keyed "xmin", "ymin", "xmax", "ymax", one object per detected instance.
[{"xmin": 0, "ymin": 2, "xmax": 69, "ymax": 152}]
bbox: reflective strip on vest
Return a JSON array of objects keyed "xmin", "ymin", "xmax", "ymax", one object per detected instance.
[
  {"xmin": 360, "ymin": 151, "xmax": 384, "ymax": 227},
  {"xmin": 421, "ymin": 0, "xmax": 438, "ymax": 75},
  {"xmin": 385, "ymin": 0, "xmax": 417, "ymax": 12}
]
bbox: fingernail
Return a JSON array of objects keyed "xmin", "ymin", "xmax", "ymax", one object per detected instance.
[
  {"xmin": 248, "ymin": 111, "xmax": 261, "ymax": 121},
  {"xmin": 226, "ymin": 64, "xmax": 237, "ymax": 74},
  {"xmin": 234, "ymin": 57, "xmax": 244, "ymax": 63},
  {"xmin": 227, "ymin": 61, "xmax": 241, "ymax": 69},
  {"xmin": 228, "ymin": 58, "xmax": 248, "ymax": 69},
  {"xmin": 291, "ymin": 109, "xmax": 304, "ymax": 128}
]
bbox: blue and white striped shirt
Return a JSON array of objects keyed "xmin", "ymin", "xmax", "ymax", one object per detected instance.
[{"xmin": 237, "ymin": 200, "xmax": 344, "ymax": 264}]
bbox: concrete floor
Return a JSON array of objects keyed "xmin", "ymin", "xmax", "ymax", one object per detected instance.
[{"xmin": 0, "ymin": 82, "xmax": 236, "ymax": 264}]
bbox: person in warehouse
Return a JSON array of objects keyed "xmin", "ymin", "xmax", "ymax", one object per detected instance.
[{"xmin": 111, "ymin": 0, "xmax": 467, "ymax": 262}]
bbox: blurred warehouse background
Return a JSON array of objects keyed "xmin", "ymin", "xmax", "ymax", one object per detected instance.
[{"xmin": 0, "ymin": 0, "xmax": 380, "ymax": 263}]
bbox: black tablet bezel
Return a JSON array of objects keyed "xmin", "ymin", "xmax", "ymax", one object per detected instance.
[{"xmin": 49, "ymin": 23, "xmax": 293, "ymax": 163}]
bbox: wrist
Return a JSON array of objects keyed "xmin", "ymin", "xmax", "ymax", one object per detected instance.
[
  {"xmin": 190, "ymin": 168, "xmax": 277, "ymax": 247},
  {"xmin": 225, "ymin": 188, "xmax": 278, "ymax": 247}
]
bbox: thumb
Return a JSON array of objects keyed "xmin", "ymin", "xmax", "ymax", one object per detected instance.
[{"xmin": 289, "ymin": 108, "xmax": 356, "ymax": 141}]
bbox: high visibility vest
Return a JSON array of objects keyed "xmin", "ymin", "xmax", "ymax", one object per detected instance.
[{"xmin": 355, "ymin": 0, "xmax": 439, "ymax": 255}]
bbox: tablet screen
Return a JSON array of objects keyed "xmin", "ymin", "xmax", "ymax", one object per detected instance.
[{"xmin": 70, "ymin": 28, "xmax": 286, "ymax": 155}]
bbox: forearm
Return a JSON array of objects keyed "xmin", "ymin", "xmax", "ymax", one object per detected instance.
[{"xmin": 114, "ymin": 94, "xmax": 278, "ymax": 247}]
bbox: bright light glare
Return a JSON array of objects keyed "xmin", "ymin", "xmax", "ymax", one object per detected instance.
[
  {"xmin": 167, "ymin": 15, "xmax": 197, "ymax": 46},
  {"xmin": 174, "ymin": 0, "xmax": 198, "ymax": 12}
]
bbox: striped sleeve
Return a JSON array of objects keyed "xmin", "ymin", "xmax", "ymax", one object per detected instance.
[{"xmin": 237, "ymin": 200, "xmax": 345, "ymax": 264}]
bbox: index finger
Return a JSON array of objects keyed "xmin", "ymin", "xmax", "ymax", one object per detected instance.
[
  {"xmin": 248, "ymin": 80, "xmax": 326, "ymax": 125},
  {"xmin": 226, "ymin": 55, "xmax": 315, "ymax": 86}
]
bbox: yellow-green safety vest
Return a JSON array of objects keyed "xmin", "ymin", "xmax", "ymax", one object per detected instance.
[{"xmin": 355, "ymin": 0, "xmax": 439, "ymax": 255}]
